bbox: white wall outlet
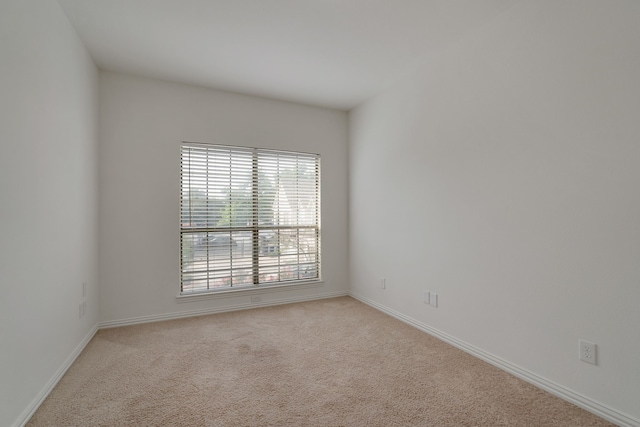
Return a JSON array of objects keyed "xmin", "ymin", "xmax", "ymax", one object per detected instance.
[
  {"xmin": 429, "ymin": 293, "xmax": 438, "ymax": 307},
  {"xmin": 380, "ymin": 278, "xmax": 386, "ymax": 289},
  {"xmin": 423, "ymin": 291, "xmax": 430, "ymax": 304},
  {"xmin": 579, "ymin": 340, "xmax": 597, "ymax": 365}
]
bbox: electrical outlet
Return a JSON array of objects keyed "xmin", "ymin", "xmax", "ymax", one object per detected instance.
[
  {"xmin": 430, "ymin": 293, "xmax": 438, "ymax": 307},
  {"xmin": 579, "ymin": 340, "xmax": 597, "ymax": 365},
  {"xmin": 423, "ymin": 291, "xmax": 430, "ymax": 304},
  {"xmin": 380, "ymin": 278, "xmax": 386, "ymax": 289}
]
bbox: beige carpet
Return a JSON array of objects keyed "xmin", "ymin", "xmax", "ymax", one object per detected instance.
[{"xmin": 28, "ymin": 297, "xmax": 613, "ymax": 426}]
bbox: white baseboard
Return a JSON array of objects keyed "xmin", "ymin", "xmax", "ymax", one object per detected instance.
[
  {"xmin": 99, "ymin": 290, "xmax": 348, "ymax": 328},
  {"xmin": 349, "ymin": 291, "xmax": 639, "ymax": 427},
  {"xmin": 13, "ymin": 324, "xmax": 99, "ymax": 427}
]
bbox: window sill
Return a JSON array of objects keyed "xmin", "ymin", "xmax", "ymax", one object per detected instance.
[{"xmin": 176, "ymin": 280, "xmax": 324, "ymax": 303}]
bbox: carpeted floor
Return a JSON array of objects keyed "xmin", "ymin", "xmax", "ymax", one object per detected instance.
[{"xmin": 28, "ymin": 296, "xmax": 613, "ymax": 426}]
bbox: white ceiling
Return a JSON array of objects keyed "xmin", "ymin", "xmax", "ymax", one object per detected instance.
[{"xmin": 57, "ymin": 0, "xmax": 514, "ymax": 110}]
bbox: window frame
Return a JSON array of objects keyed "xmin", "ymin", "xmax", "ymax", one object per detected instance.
[{"xmin": 178, "ymin": 142, "xmax": 322, "ymax": 298}]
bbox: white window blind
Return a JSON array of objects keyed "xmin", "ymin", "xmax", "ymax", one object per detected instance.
[{"xmin": 180, "ymin": 142, "xmax": 320, "ymax": 293}]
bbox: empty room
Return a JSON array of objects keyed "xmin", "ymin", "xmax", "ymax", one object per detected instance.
[{"xmin": 1, "ymin": 0, "xmax": 639, "ymax": 426}]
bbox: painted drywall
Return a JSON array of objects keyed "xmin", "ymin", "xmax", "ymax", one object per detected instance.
[
  {"xmin": 98, "ymin": 71, "xmax": 348, "ymax": 324},
  {"xmin": 0, "ymin": 1, "xmax": 99, "ymax": 426},
  {"xmin": 349, "ymin": 0, "xmax": 640, "ymax": 422}
]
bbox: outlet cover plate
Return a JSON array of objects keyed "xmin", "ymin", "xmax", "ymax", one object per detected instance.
[{"xmin": 579, "ymin": 340, "xmax": 597, "ymax": 365}]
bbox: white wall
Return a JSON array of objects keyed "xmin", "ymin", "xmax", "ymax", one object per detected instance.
[
  {"xmin": 99, "ymin": 71, "xmax": 348, "ymax": 324},
  {"xmin": 0, "ymin": 1, "xmax": 99, "ymax": 426},
  {"xmin": 349, "ymin": 0, "xmax": 640, "ymax": 423}
]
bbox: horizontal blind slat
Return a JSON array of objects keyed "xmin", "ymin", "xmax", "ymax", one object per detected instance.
[{"xmin": 180, "ymin": 142, "xmax": 320, "ymax": 293}]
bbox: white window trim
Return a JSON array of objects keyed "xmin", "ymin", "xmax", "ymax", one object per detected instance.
[
  {"xmin": 179, "ymin": 141, "xmax": 321, "ymax": 296},
  {"xmin": 175, "ymin": 279, "xmax": 325, "ymax": 303}
]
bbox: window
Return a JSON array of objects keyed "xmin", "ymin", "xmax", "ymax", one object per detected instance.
[{"xmin": 180, "ymin": 142, "xmax": 320, "ymax": 294}]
